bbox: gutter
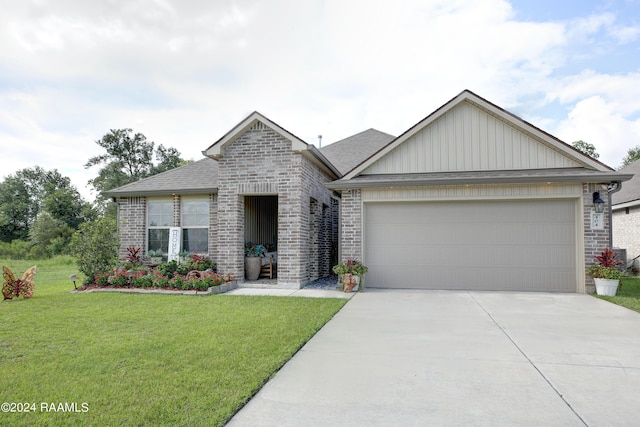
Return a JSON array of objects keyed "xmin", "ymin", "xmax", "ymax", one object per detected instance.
[
  {"xmin": 103, "ymin": 188, "xmax": 219, "ymax": 199},
  {"xmin": 327, "ymin": 173, "xmax": 634, "ymax": 190}
]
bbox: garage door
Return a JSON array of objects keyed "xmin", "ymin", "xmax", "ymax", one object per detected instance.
[{"xmin": 364, "ymin": 200, "xmax": 577, "ymax": 292}]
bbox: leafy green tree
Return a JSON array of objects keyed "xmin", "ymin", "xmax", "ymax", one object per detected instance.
[
  {"xmin": 43, "ymin": 187, "xmax": 95, "ymax": 229},
  {"xmin": 85, "ymin": 129, "xmax": 155, "ymax": 194},
  {"xmin": 70, "ymin": 217, "xmax": 119, "ymax": 284},
  {"xmin": 85, "ymin": 129, "xmax": 188, "ymax": 209},
  {"xmin": 0, "ymin": 176, "xmax": 32, "ymax": 241},
  {"xmin": 29, "ymin": 212, "xmax": 74, "ymax": 258},
  {"xmin": 0, "ymin": 166, "xmax": 90, "ymax": 242},
  {"xmin": 153, "ymin": 144, "xmax": 187, "ymax": 174},
  {"xmin": 571, "ymin": 140, "xmax": 599, "ymax": 159},
  {"xmin": 621, "ymin": 146, "xmax": 640, "ymax": 167}
]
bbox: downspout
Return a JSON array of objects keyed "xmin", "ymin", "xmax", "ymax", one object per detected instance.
[{"xmin": 607, "ymin": 181, "xmax": 622, "ymax": 247}]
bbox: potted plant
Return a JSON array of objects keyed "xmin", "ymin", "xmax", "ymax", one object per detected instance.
[
  {"xmin": 147, "ymin": 249, "xmax": 163, "ymax": 264},
  {"xmin": 332, "ymin": 258, "xmax": 368, "ymax": 292},
  {"xmin": 244, "ymin": 242, "xmax": 266, "ymax": 281},
  {"xmin": 587, "ymin": 247, "xmax": 624, "ymax": 296}
]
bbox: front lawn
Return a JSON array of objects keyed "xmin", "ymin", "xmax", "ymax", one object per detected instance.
[
  {"xmin": 596, "ymin": 277, "xmax": 640, "ymax": 313},
  {"xmin": 0, "ymin": 257, "xmax": 347, "ymax": 426}
]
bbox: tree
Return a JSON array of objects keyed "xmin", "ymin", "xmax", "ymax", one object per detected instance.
[
  {"xmin": 621, "ymin": 146, "xmax": 640, "ymax": 167},
  {"xmin": 153, "ymin": 144, "xmax": 187, "ymax": 174},
  {"xmin": 29, "ymin": 212, "xmax": 73, "ymax": 258},
  {"xmin": 43, "ymin": 188, "xmax": 95, "ymax": 229},
  {"xmin": 0, "ymin": 176, "xmax": 32, "ymax": 241},
  {"xmin": 85, "ymin": 129, "xmax": 188, "ymax": 198},
  {"xmin": 0, "ymin": 167, "xmax": 90, "ymax": 242},
  {"xmin": 571, "ymin": 140, "xmax": 599, "ymax": 159}
]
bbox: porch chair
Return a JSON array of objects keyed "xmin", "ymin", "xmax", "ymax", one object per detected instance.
[{"xmin": 259, "ymin": 252, "xmax": 277, "ymax": 279}]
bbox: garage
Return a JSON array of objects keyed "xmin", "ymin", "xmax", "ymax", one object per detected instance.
[{"xmin": 363, "ymin": 199, "xmax": 578, "ymax": 292}]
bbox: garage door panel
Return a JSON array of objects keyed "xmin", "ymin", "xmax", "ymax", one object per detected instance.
[{"xmin": 364, "ymin": 200, "xmax": 577, "ymax": 292}]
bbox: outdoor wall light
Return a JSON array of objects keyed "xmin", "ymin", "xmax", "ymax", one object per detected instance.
[{"xmin": 592, "ymin": 192, "xmax": 605, "ymax": 213}]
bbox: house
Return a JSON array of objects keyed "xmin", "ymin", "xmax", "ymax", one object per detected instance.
[
  {"xmin": 612, "ymin": 159, "xmax": 640, "ymax": 269},
  {"xmin": 105, "ymin": 90, "xmax": 632, "ymax": 293}
]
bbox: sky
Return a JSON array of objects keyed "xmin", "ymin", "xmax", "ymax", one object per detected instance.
[{"xmin": 2, "ymin": 0, "xmax": 640, "ymax": 201}]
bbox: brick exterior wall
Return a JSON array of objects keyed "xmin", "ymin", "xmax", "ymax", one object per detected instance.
[
  {"xmin": 583, "ymin": 183, "xmax": 612, "ymax": 293},
  {"xmin": 116, "ymin": 196, "xmax": 147, "ymax": 259},
  {"xmin": 613, "ymin": 205, "xmax": 640, "ymax": 268},
  {"xmin": 209, "ymin": 193, "xmax": 218, "ymax": 263},
  {"xmin": 339, "ymin": 189, "xmax": 363, "ymax": 262},
  {"xmin": 215, "ymin": 121, "xmax": 336, "ymax": 288}
]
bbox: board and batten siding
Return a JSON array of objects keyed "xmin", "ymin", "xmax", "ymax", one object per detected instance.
[
  {"xmin": 361, "ymin": 183, "xmax": 583, "ymax": 202},
  {"xmin": 363, "ymin": 101, "xmax": 580, "ymax": 175}
]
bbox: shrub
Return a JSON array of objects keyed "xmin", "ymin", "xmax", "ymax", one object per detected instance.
[
  {"xmin": 157, "ymin": 260, "xmax": 178, "ymax": 278},
  {"xmin": 70, "ymin": 217, "xmax": 118, "ymax": 284},
  {"xmin": 130, "ymin": 270, "xmax": 154, "ymax": 288},
  {"xmin": 168, "ymin": 275, "xmax": 185, "ymax": 289},
  {"xmin": 187, "ymin": 253, "xmax": 215, "ymax": 271},
  {"xmin": 94, "ymin": 271, "xmax": 110, "ymax": 286},
  {"xmin": 108, "ymin": 268, "xmax": 130, "ymax": 287},
  {"xmin": 0, "ymin": 239, "xmax": 33, "ymax": 260}
]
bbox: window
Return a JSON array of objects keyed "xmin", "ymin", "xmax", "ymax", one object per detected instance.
[
  {"xmin": 147, "ymin": 199, "xmax": 173, "ymax": 254},
  {"xmin": 182, "ymin": 197, "xmax": 209, "ymax": 253}
]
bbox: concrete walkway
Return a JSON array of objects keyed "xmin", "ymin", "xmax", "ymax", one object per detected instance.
[
  {"xmin": 224, "ymin": 288, "xmax": 355, "ymax": 299},
  {"xmin": 227, "ymin": 290, "xmax": 640, "ymax": 426}
]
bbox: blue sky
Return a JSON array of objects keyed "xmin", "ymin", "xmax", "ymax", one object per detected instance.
[{"xmin": 1, "ymin": 0, "xmax": 640, "ymax": 200}]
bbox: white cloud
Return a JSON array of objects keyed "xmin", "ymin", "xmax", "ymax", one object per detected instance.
[
  {"xmin": 554, "ymin": 95, "xmax": 640, "ymax": 169},
  {"xmin": 2, "ymin": 0, "xmax": 640, "ymax": 198}
]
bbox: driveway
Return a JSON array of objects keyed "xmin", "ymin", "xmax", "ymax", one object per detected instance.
[{"xmin": 227, "ymin": 290, "xmax": 640, "ymax": 426}]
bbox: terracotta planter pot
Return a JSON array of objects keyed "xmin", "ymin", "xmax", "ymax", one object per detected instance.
[
  {"xmin": 245, "ymin": 257, "xmax": 262, "ymax": 281},
  {"xmin": 342, "ymin": 274, "xmax": 361, "ymax": 292}
]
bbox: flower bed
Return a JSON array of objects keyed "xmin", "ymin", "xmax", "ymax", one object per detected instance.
[{"xmin": 90, "ymin": 267, "xmax": 234, "ymax": 292}]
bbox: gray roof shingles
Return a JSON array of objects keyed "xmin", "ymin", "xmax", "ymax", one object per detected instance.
[
  {"xmin": 319, "ymin": 129, "xmax": 395, "ymax": 175},
  {"xmin": 612, "ymin": 159, "xmax": 640, "ymax": 206},
  {"xmin": 103, "ymin": 158, "xmax": 218, "ymax": 197}
]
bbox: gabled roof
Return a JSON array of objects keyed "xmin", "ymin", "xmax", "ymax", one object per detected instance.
[
  {"xmin": 612, "ymin": 159, "xmax": 640, "ymax": 208},
  {"xmin": 103, "ymin": 158, "xmax": 218, "ymax": 198},
  {"xmin": 203, "ymin": 111, "xmax": 340, "ymax": 179},
  {"xmin": 319, "ymin": 129, "xmax": 395, "ymax": 175},
  {"xmin": 341, "ymin": 89, "xmax": 613, "ymax": 180}
]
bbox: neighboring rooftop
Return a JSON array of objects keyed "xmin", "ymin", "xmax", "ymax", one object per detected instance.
[
  {"xmin": 103, "ymin": 158, "xmax": 218, "ymax": 197},
  {"xmin": 320, "ymin": 128, "xmax": 395, "ymax": 175},
  {"xmin": 612, "ymin": 159, "xmax": 640, "ymax": 206}
]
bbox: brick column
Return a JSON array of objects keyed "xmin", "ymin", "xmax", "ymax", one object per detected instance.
[
  {"xmin": 583, "ymin": 183, "xmax": 611, "ymax": 292},
  {"xmin": 340, "ymin": 189, "xmax": 362, "ymax": 261}
]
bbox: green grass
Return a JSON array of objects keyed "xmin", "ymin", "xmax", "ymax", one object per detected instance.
[
  {"xmin": 597, "ymin": 277, "xmax": 640, "ymax": 313},
  {"xmin": 0, "ymin": 257, "xmax": 347, "ymax": 426}
]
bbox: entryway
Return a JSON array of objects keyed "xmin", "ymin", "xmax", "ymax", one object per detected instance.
[{"xmin": 244, "ymin": 195, "xmax": 278, "ymax": 280}]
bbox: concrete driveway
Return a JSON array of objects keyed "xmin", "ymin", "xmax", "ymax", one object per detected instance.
[{"xmin": 227, "ymin": 290, "xmax": 640, "ymax": 426}]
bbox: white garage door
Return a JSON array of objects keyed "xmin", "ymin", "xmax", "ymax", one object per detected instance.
[{"xmin": 364, "ymin": 200, "xmax": 577, "ymax": 292}]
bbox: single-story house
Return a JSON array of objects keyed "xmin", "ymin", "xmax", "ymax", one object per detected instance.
[
  {"xmin": 105, "ymin": 90, "xmax": 632, "ymax": 293},
  {"xmin": 612, "ymin": 159, "xmax": 640, "ymax": 268}
]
